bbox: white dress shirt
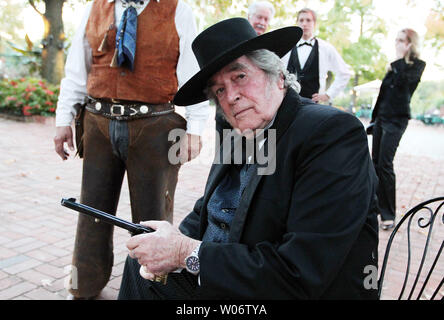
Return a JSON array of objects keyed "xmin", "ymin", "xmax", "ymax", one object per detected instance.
[
  {"xmin": 295, "ymin": 37, "xmax": 316, "ymax": 69},
  {"xmin": 282, "ymin": 37, "xmax": 352, "ymax": 102},
  {"xmin": 56, "ymin": 0, "xmax": 209, "ymax": 136}
]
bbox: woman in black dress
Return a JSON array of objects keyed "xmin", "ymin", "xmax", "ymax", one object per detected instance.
[{"xmin": 368, "ymin": 28, "xmax": 426, "ymax": 230}]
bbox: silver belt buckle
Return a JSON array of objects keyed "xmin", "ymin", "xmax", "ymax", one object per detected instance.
[{"xmin": 111, "ymin": 104, "xmax": 125, "ymax": 116}]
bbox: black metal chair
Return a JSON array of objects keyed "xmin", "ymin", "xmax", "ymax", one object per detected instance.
[{"xmin": 378, "ymin": 196, "xmax": 444, "ymax": 300}]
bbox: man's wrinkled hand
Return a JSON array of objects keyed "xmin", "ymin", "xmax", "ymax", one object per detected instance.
[
  {"xmin": 54, "ymin": 126, "xmax": 74, "ymax": 160},
  {"xmin": 127, "ymin": 221, "xmax": 200, "ymax": 280},
  {"xmin": 179, "ymin": 133, "xmax": 202, "ymax": 163}
]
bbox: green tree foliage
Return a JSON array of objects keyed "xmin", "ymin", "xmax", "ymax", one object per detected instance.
[
  {"xmin": 0, "ymin": 1, "xmax": 27, "ymax": 53},
  {"xmin": 319, "ymin": 0, "xmax": 388, "ymax": 106},
  {"xmin": 332, "ymin": 1, "xmax": 387, "ymax": 80},
  {"xmin": 410, "ymin": 80, "xmax": 444, "ymax": 115},
  {"xmin": 0, "ymin": 1, "xmax": 42, "ymax": 79},
  {"xmin": 424, "ymin": 0, "xmax": 444, "ymax": 52}
]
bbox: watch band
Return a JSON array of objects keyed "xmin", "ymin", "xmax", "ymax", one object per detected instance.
[{"xmin": 191, "ymin": 243, "xmax": 201, "ymax": 256}]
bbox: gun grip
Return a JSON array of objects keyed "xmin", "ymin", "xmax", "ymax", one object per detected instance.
[{"xmin": 129, "ymin": 224, "xmax": 154, "ymax": 236}]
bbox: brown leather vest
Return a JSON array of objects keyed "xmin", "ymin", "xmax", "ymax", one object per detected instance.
[{"xmin": 86, "ymin": 0, "xmax": 180, "ymax": 104}]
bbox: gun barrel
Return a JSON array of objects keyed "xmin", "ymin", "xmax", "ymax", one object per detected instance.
[{"xmin": 61, "ymin": 198, "xmax": 153, "ymax": 235}]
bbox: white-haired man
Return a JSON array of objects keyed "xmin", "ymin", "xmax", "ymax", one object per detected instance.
[
  {"xmin": 247, "ymin": 1, "xmax": 275, "ymax": 35},
  {"xmin": 216, "ymin": 1, "xmax": 276, "ymax": 139}
]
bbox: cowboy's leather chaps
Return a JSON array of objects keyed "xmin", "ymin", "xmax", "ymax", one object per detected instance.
[{"xmin": 69, "ymin": 110, "xmax": 186, "ymax": 298}]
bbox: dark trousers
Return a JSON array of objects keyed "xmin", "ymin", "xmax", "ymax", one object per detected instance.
[
  {"xmin": 371, "ymin": 117, "xmax": 408, "ymax": 221},
  {"xmin": 118, "ymin": 256, "xmax": 201, "ymax": 299},
  {"xmin": 69, "ymin": 111, "xmax": 186, "ymax": 298}
]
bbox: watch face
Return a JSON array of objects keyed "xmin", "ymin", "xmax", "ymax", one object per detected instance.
[{"xmin": 186, "ymin": 255, "xmax": 200, "ymax": 273}]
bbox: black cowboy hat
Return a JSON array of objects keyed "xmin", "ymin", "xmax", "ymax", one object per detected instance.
[{"xmin": 173, "ymin": 18, "xmax": 302, "ymax": 106}]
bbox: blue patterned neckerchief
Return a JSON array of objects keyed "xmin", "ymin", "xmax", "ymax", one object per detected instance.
[{"xmin": 115, "ymin": 2, "xmax": 139, "ymax": 71}]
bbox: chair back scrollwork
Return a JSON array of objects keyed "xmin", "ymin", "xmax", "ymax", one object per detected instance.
[{"xmin": 378, "ymin": 197, "xmax": 444, "ymax": 300}]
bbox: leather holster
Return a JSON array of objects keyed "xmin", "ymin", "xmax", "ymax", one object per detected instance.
[{"xmin": 74, "ymin": 102, "xmax": 86, "ymax": 158}]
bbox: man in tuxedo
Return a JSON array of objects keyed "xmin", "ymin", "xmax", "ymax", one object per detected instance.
[
  {"xmin": 118, "ymin": 18, "xmax": 379, "ymax": 300},
  {"xmin": 282, "ymin": 8, "xmax": 352, "ymax": 104}
]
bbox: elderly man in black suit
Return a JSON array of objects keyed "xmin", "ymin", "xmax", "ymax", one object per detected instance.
[
  {"xmin": 215, "ymin": 1, "xmax": 276, "ymax": 142},
  {"xmin": 118, "ymin": 18, "xmax": 379, "ymax": 300}
]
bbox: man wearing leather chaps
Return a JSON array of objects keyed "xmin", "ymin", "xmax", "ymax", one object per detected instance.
[{"xmin": 54, "ymin": 0, "xmax": 209, "ymax": 299}]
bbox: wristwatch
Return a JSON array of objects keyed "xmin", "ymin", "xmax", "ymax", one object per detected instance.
[{"xmin": 184, "ymin": 244, "xmax": 201, "ymax": 275}]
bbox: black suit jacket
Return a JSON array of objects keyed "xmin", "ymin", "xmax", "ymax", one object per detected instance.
[
  {"xmin": 371, "ymin": 58, "xmax": 426, "ymax": 122},
  {"xmin": 180, "ymin": 89, "xmax": 379, "ymax": 299}
]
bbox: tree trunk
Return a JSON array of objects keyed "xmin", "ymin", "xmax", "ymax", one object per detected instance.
[
  {"xmin": 41, "ymin": 0, "xmax": 65, "ymax": 84},
  {"xmin": 352, "ymin": 73, "xmax": 359, "ymax": 108}
]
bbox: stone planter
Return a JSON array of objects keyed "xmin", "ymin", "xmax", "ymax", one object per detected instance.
[{"xmin": 0, "ymin": 112, "xmax": 55, "ymax": 125}]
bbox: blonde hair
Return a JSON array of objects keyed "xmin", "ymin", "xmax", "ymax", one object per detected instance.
[{"xmin": 401, "ymin": 28, "xmax": 420, "ymax": 63}]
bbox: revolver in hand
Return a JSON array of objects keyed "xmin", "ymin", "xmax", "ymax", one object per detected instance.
[{"xmin": 61, "ymin": 198, "xmax": 153, "ymax": 236}]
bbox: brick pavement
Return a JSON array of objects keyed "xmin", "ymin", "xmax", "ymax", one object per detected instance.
[{"xmin": 0, "ymin": 112, "xmax": 443, "ymax": 300}]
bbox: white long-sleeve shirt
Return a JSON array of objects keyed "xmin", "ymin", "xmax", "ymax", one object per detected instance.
[
  {"xmin": 281, "ymin": 37, "xmax": 352, "ymax": 102},
  {"xmin": 56, "ymin": 0, "xmax": 209, "ymax": 136}
]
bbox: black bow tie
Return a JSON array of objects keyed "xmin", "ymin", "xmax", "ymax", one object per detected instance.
[{"xmin": 298, "ymin": 42, "xmax": 313, "ymax": 47}]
